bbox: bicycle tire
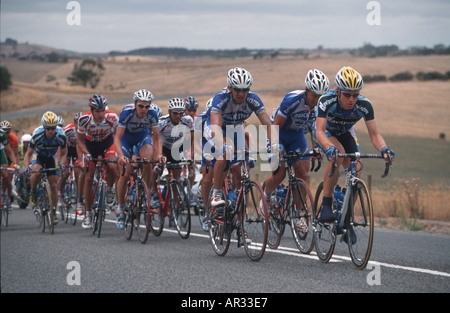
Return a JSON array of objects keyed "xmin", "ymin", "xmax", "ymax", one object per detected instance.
[
  {"xmin": 241, "ymin": 180, "xmax": 268, "ymax": 262},
  {"xmin": 170, "ymin": 180, "xmax": 191, "ymax": 239},
  {"xmin": 68, "ymin": 179, "xmax": 78, "ymax": 225},
  {"xmin": 150, "ymin": 185, "xmax": 165, "ymax": 237},
  {"xmin": 92, "ymin": 182, "xmax": 105, "ymax": 238},
  {"xmin": 196, "ymin": 178, "xmax": 207, "ymax": 230},
  {"xmin": 135, "ymin": 181, "xmax": 151, "ymax": 244},
  {"xmin": 207, "ymin": 186, "xmax": 231, "ymax": 256},
  {"xmin": 312, "ymin": 181, "xmax": 336, "ymax": 263},
  {"xmin": 1, "ymin": 207, "xmax": 8, "ymax": 227},
  {"xmin": 347, "ymin": 180, "xmax": 374, "ymax": 270},
  {"xmin": 289, "ymin": 178, "xmax": 315, "ymax": 254},
  {"xmin": 262, "ymin": 182, "xmax": 284, "ymax": 250}
]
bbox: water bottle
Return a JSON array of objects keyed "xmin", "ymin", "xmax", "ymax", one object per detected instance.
[
  {"xmin": 334, "ymin": 185, "xmax": 344, "ymax": 220},
  {"xmin": 227, "ymin": 189, "xmax": 237, "ymax": 209},
  {"xmin": 276, "ymin": 185, "xmax": 287, "ymax": 207}
]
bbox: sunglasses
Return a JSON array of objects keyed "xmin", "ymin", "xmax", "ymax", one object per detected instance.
[
  {"xmin": 341, "ymin": 92, "xmax": 359, "ymax": 98},
  {"xmin": 171, "ymin": 111, "xmax": 184, "ymax": 115},
  {"xmin": 45, "ymin": 127, "xmax": 56, "ymax": 131},
  {"xmin": 137, "ymin": 104, "xmax": 151, "ymax": 109},
  {"xmin": 233, "ymin": 87, "xmax": 250, "ymax": 93}
]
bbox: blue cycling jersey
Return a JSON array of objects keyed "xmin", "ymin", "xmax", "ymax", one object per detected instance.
[
  {"xmin": 208, "ymin": 87, "xmax": 266, "ymax": 128},
  {"xmin": 316, "ymin": 90, "xmax": 374, "ymax": 136},
  {"xmin": 274, "ymin": 90, "xmax": 315, "ymax": 134},
  {"xmin": 30, "ymin": 126, "xmax": 67, "ymax": 158},
  {"xmin": 118, "ymin": 103, "xmax": 159, "ymax": 134}
]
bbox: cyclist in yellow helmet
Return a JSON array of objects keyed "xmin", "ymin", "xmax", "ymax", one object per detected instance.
[{"xmin": 313, "ymin": 66, "xmax": 394, "ymax": 224}]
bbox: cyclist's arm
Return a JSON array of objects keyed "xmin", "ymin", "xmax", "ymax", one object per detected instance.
[
  {"xmin": 23, "ymin": 146, "xmax": 33, "ymax": 169},
  {"xmin": 315, "ymin": 116, "xmax": 332, "ymax": 151},
  {"xmin": 59, "ymin": 146, "xmax": 68, "ymax": 167},
  {"xmin": 365, "ymin": 119, "xmax": 389, "ymax": 153},
  {"xmin": 114, "ymin": 126, "xmax": 126, "ymax": 162},
  {"xmin": 4, "ymin": 143, "xmax": 18, "ymax": 166},
  {"xmin": 210, "ymin": 112, "xmax": 223, "ymax": 149},
  {"xmin": 76, "ymin": 132, "xmax": 89, "ymax": 156},
  {"xmin": 257, "ymin": 111, "xmax": 273, "ymax": 146},
  {"xmin": 151, "ymin": 127, "xmax": 162, "ymax": 162}
]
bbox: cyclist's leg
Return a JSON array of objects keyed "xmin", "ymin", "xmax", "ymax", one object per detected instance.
[{"xmin": 137, "ymin": 140, "xmax": 153, "ymax": 189}]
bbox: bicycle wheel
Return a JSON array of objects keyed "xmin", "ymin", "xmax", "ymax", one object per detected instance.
[
  {"xmin": 312, "ymin": 181, "xmax": 336, "ymax": 263},
  {"xmin": 347, "ymin": 180, "xmax": 374, "ymax": 270},
  {"xmin": 289, "ymin": 179, "xmax": 315, "ymax": 254},
  {"xmin": 150, "ymin": 185, "xmax": 165, "ymax": 237},
  {"xmin": 135, "ymin": 181, "xmax": 151, "ymax": 244},
  {"xmin": 42, "ymin": 183, "xmax": 54, "ymax": 234},
  {"xmin": 67, "ymin": 179, "xmax": 78, "ymax": 225},
  {"xmin": 196, "ymin": 178, "xmax": 206, "ymax": 227},
  {"xmin": 1, "ymin": 207, "xmax": 8, "ymax": 227},
  {"xmin": 170, "ymin": 180, "xmax": 191, "ymax": 239},
  {"xmin": 92, "ymin": 182, "xmax": 105, "ymax": 238},
  {"xmin": 262, "ymin": 182, "xmax": 284, "ymax": 250},
  {"xmin": 241, "ymin": 180, "xmax": 268, "ymax": 262},
  {"xmin": 207, "ymin": 186, "xmax": 230, "ymax": 256}
]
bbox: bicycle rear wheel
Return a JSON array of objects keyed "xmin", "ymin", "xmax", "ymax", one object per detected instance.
[
  {"xmin": 170, "ymin": 180, "xmax": 191, "ymax": 239},
  {"xmin": 262, "ymin": 182, "xmax": 284, "ymax": 250},
  {"xmin": 135, "ymin": 181, "xmax": 151, "ymax": 244},
  {"xmin": 67, "ymin": 179, "xmax": 78, "ymax": 225},
  {"xmin": 92, "ymin": 182, "xmax": 105, "ymax": 238},
  {"xmin": 347, "ymin": 180, "xmax": 374, "ymax": 270},
  {"xmin": 150, "ymin": 185, "xmax": 164, "ymax": 237},
  {"xmin": 207, "ymin": 186, "xmax": 231, "ymax": 256},
  {"xmin": 241, "ymin": 180, "xmax": 268, "ymax": 262},
  {"xmin": 289, "ymin": 178, "xmax": 314, "ymax": 254},
  {"xmin": 312, "ymin": 181, "xmax": 336, "ymax": 263}
]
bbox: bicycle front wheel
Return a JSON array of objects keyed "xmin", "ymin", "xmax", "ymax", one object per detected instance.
[
  {"xmin": 289, "ymin": 178, "xmax": 315, "ymax": 254},
  {"xmin": 312, "ymin": 181, "xmax": 336, "ymax": 263},
  {"xmin": 262, "ymin": 182, "xmax": 284, "ymax": 250},
  {"xmin": 207, "ymin": 186, "xmax": 230, "ymax": 257},
  {"xmin": 135, "ymin": 181, "xmax": 151, "ymax": 244},
  {"xmin": 92, "ymin": 182, "xmax": 105, "ymax": 238},
  {"xmin": 241, "ymin": 180, "xmax": 268, "ymax": 262},
  {"xmin": 170, "ymin": 180, "xmax": 191, "ymax": 239},
  {"xmin": 347, "ymin": 180, "xmax": 374, "ymax": 270}
]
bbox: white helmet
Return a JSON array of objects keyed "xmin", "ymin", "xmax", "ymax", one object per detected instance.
[
  {"xmin": 227, "ymin": 67, "xmax": 253, "ymax": 89},
  {"xmin": 168, "ymin": 97, "xmax": 185, "ymax": 112},
  {"xmin": 305, "ymin": 69, "xmax": 330, "ymax": 95},
  {"xmin": 133, "ymin": 89, "xmax": 154, "ymax": 102},
  {"xmin": 150, "ymin": 103, "xmax": 163, "ymax": 118},
  {"xmin": 56, "ymin": 115, "xmax": 64, "ymax": 127},
  {"xmin": 21, "ymin": 134, "xmax": 32, "ymax": 145}
]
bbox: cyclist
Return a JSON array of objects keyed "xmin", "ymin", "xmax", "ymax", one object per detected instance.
[
  {"xmin": 208, "ymin": 67, "xmax": 272, "ymax": 208},
  {"xmin": 263, "ymin": 69, "xmax": 329, "ymax": 203},
  {"xmin": 77, "ymin": 94, "xmax": 119, "ymax": 229},
  {"xmin": 60, "ymin": 112, "xmax": 84, "ymax": 213},
  {"xmin": 0, "ymin": 121, "xmax": 20, "ymax": 211},
  {"xmin": 314, "ymin": 66, "xmax": 394, "ymax": 224},
  {"xmin": 184, "ymin": 96, "xmax": 199, "ymax": 202},
  {"xmin": 150, "ymin": 97, "xmax": 194, "ymax": 208},
  {"xmin": 24, "ymin": 111, "xmax": 67, "ymax": 223},
  {"xmin": 114, "ymin": 89, "xmax": 162, "ymax": 229}
]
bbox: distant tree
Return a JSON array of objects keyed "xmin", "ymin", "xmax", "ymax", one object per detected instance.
[
  {"xmin": 0, "ymin": 66, "xmax": 12, "ymax": 90},
  {"xmin": 67, "ymin": 58, "xmax": 104, "ymax": 88}
]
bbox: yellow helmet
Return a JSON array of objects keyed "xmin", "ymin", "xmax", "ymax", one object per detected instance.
[
  {"xmin": 41, "ymin": 111, "xmax": 57, "ymax": 128},
  {"xmin": 335, "ymin": 66, "xmax": 363, "ymax": 91}
]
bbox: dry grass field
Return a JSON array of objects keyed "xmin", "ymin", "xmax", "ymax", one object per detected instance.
[{"xmin": 1, "ymin": 52, "xmax": 449, "ymax": 228}]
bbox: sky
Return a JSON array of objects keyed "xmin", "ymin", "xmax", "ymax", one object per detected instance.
[{"xmin": 1, "ymin": 0, "xmax": 449, "ymax": 53}]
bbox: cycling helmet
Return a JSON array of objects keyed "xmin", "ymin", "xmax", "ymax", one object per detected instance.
[
  {"xmin": 227, "ymin": 67, "xmax": 253, "ymax": 89},
  {"xmin": 21, "ymin": 134, "xmax": 32, "ymax": 145},
  {"xmin": 150, "ymin": 103, "xmax": 163, "ymax": 118},
  {"xmin": 0, "ymin": 120, "xmax": 12, "ymax": 130},
  {"xmin": 41, "ymin": 111, "xmax": 58, "ymax": 128},
  {"xmin": 305, "ymin": 69, "xmax": 330, "ymax": 95},
  {"xmin": 56, "ymin": 115, "xmax": 64, "ymax": 127},
  {"xmin": 89, "ymin": 94, "xmax": 107, "ymax": 109},
  {"xmin": 133, "ymin": 89, "xmax": 154, "ymax": 102},
  {"xmin": 73, "ymin": 112, "xmax": 82, "ymax": 123},
  {"xmin": 334, "ymin": 66, "xmax": 364, "ymax": 92},
  {"xmin": 184, "ymin": 96, "xmax": 199, "ymax": 110},
  {"xmin": 168, "ymin": 97, "xmax": 185, "ymax": 112}
]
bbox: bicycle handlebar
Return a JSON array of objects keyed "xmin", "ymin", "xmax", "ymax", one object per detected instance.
[
  {"xmin": 279, "ymin": 151, "xmax": 322, "ymax": 172},
  {"xmin": 328, "ymin": 152, "xmax": 391, "ymax": 178}
]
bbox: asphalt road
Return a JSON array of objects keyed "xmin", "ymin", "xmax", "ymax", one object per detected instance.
[{"xmin": 1, "ymin": 203, "xmax": 449, "ymax": 296}]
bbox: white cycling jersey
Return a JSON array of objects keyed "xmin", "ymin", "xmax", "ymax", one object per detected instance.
[{"xmin": 77, "ymin": 110, "xmax": 119, "ymax": 142}]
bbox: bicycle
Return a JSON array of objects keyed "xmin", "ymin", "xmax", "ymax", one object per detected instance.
[
  {"xmin": 263, "ymin": 151, "xmax": 320, "ymax": 253},
  {"xmin": 312, "ymin": 152, "xmax": 391, "ymax": 269},
  {"xmin": 206, "ymin": 150, "xmax": 269, "ymax": 262},
  {"xmin": 150, "ymin": 161, "xmax": 191, "ymax": 239},
  {"xmin": 123, "ymin": 157, "xmax": 156, "ymax": 244},
  {"xmin": 1, "ymin": 166, "xmax": 16, "ymax": 228},
  {"xmin": 86, "ymin": 158, "xmax": 118, "ymax": 238},
  {"xmin": 29, "ymin": 167, "xmax": 60, "ymax": 234},
  {"xmin": 60, "ymin": 158, "xmax": 79, "ymax": 225}
]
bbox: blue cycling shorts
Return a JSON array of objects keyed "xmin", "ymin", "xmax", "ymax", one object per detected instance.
[{"xmin": 121, "ymin": 131, "xmax": 153, "ymax": 159}]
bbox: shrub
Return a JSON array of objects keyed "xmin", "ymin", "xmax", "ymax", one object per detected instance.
[
  {"xmin": 363, "ymin": 75, "xmax": 387, "ymax": 83},
  {"xmin": 0, "ymin": 66, "xmax": 12, "ymax": 90},
  {"xmin": 389, "ymin": 71, "xmax": 414, "ymax": 82},
  {"xmin": 416, "ymin": 71, "xmax": 448, "ymax": 81}
]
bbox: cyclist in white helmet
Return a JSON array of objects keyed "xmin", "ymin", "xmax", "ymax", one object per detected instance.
[
  {"xmin": 114, "ymin": 89, "xmax": 162, "ymax": 229},
  {"xmin": 263, "ymin": 69, "xmax": 329, "ymax": 207},
  {"xmin": 208, "ymin": 67, "xmax": 273, "ymax": 208}
]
